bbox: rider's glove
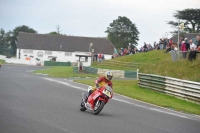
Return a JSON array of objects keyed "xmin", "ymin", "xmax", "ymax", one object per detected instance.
[{"xmin": 96, "ymin": 84, "xmax": 101, "ymax": 89}]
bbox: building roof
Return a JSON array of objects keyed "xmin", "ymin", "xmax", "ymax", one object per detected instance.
[
  {"xmin": 17, "ymin": 32, "xmax": 115, "ymax": 55},
  {"xmin": 170, "ymin": 33, "xmax": 200, "ymax": 43}
]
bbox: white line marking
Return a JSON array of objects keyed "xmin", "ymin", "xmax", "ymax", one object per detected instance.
[
  {"xmin": 43, "ymin": 78, "xmax": 198, "ymax": 120},
  {"xmin": 44, "ymin": 78, "xmax": 85, "ymax": 91},
  {"xmin": 35, "ymin": 73, "xmax": 49, "ymax": 76},
  {"xmin": 149, "ymin": 108, "xmax": 188, "ymax": 118}
]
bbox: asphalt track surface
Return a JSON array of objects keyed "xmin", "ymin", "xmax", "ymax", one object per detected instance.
[{"xmin": 0, "ymin": 64, "xmax": 200, "ymax": 133}]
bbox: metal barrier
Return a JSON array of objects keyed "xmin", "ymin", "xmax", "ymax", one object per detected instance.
[
  {"xmin": 138, "ymin": 73, "xmax": 200, "ymax": 104},
  {"xmin": 170, "ymin": 50, "xmax": 200, "ymax": 61},
  {"xmin": 44, "ymin": 61, "xmax": 71, "ymax": 66}
]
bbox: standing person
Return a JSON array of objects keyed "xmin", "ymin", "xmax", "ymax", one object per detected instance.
[
  {"xmin": 143, "ymin": 42, "xmax": 147, "ymax": 52},
  {"xmin": 94, "ymin": 53, "xmax": 98, "ymax": 62},
  {"xmin": 113, "ymin": 48, "xmax": 118, "ymax": 57},
  {"xmin": 101, "ymin": 53, "xmax": 104, "ymax": 60},
  {"xmin": 98, "ymin": 53, "xmax": 102, "ymax": 62},
  {"xmin": 196, "ymin": 36, "xmax": 200, "ymax": 51},
  {"xmin": 181, "ymin": 41, "xmax": 187, "ymax": 59},
  {"xmin": 185, "ymin": 38, "xmax": 190, "ymax": 51},
  {"xmin": 188, "ymin": 40, "xmax": 197, "ymax": 61},
  {"xmin": 154, "ymin": 42, "xmax": 156, "ymax": 49},
  {"xmin": 169, "ymin": 39, "xmax": 173, "ymax": 48},
  {"xmin": 159, "ymin": 39, "xmax": 164, "ymax": 50}
]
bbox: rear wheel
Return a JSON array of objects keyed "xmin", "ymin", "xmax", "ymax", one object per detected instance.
[{"xmin": 93, "ymin": 100, "xmax": 105, "ymax": 115}]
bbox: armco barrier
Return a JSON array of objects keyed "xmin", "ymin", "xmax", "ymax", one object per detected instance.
[
  {"xmin": 44, "ymin": 61, "xmax": 71, "ymax": 66},
  {"xmin": 138, "ymin": 73, "xmax": 200, "ymax": 103},
  {"xmin": 83, "ymin": 66, "xmax": 98, "ymax": 74}
]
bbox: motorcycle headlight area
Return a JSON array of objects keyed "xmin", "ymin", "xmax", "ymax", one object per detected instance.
[
  {"xmin": 103, "ymin": 86, "xmax": 113, "ymax": 97},
  {"xmin": 105, "ymin": 86, "xmax": 113, "ymax": 92}
]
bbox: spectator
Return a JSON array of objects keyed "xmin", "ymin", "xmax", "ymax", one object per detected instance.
[
  {"xmin": 169, "ymin": 39, "xmax": 173, "ymax": 49},
  {"xmin": 118, "ymin": 49, "xmax": 122, "ymax": 56},
  {"xmin": 159, "ymin": 38, "xmax": 164, "ymax": 50},
  {"xmin": 154, "ymin": 42, "xmax": 157, "ymax": 49},
  {"xmin": 196, "ymin": 36, "xmax": 200, "ymax": 51},
  {"xmin": 94, "ymin": 53, "xmax": 98, "ymax": 61},
  {"xmin": 181, "ymin": 41, "xmax": 187, "ymax": 59},
  {"xmin": 101, "ymin": 53, "xmax": 104, "ymax": 60},
  {"xmin": 163, "ymin": 38, "xmax": 167, "ymax": 49},
  {"xmin": 143, "ymin": 42, "xmax": 147, "ymax": 52},
  {"xmin": 98, "ymin": 53, "xmax": 102, "ymax": 62},
  {"xmin": 185, "ymin": 38, "xmax": 190, "ymax": 51},
  {"xmin": 121, "ymin": 48, "xmax": 124, "ymax": 55},
  {"xmin": 178, "ymin": 37, "xmax": 184, "ymax": 50},
  {"xmin": 188, "ymin": 40, "xmax": 197, "ymax": 61},
  {"xmin": 165, "ymin": 43, "xmax": 172, "ymax": 53}
]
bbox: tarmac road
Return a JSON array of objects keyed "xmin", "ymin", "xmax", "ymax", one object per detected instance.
[{"xmin": 0, "ymin": 64, "xmax": 200, "ymax": 133}]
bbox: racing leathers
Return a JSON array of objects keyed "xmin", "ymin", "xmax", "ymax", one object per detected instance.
[{"xmin": 85, "ymin": 76, "xmax": 113, "ymax": 102}]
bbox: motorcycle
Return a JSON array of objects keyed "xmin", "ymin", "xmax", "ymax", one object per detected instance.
[{"xmin": 80, "ymin": 84, "xmax": 113, "ymax": 115}]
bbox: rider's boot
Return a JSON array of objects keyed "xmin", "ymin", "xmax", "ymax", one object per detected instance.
[{"xmin": 85, "ymin": 90, "xmax": 93, "ymax": 103}]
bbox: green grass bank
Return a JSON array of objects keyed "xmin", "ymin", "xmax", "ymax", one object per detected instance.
[{"xmin": 92, "ymin": 50, "xmax": 200, "ymax": 82}]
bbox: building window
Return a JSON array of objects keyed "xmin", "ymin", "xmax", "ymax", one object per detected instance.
[
  {"xmin": 45, "ymin": 51, "xmax": 52, "ymax": 55},
  {"xmin": 65, "ymin": 52, "xmax": 72, "ymax": 56},
  {"xmin": 23, "ymin": 49, "xmax": 33, "ymax": 54}
]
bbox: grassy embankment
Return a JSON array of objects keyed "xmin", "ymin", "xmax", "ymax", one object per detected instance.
[
  {"xmin": 92, "ymin": 50, "xmax": 200, "ymax": 82},
  {"xmin": 34, "ymin": 60, "xmax": 200, "ymax": 115}
]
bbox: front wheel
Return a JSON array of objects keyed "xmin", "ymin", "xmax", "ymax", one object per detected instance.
[
  {"xmin": 93, "ymin": 100, "xmax": 105, "ymax": 115},
  {"xmin": 80, "ymin": 101, "xmax": 86, "ymax": 111}
]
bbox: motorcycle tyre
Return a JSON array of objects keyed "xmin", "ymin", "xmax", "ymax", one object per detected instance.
[
  {"xmin": 93, "ymin": 100, "xmax": 105, "ymax": 115},
  {"xmin": 80, "ymin": 101, "xmax": 86, "ymax": 111}
]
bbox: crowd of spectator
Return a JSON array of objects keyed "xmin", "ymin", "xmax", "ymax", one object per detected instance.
[
  {"xmin": 93, "ymin": 53, "xmax": 105, "ymax": 62},
  {"xmin": 93, "ymin": 35, "xmax": 200, "ymax": 62},
  {"xmin": 164, "ymin": 35, "xmax": 200, "ymax": 61}
]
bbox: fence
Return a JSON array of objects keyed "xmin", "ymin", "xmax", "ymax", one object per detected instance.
[
  {"xmin": 171, "ymin": 50, "xmax": 200, "ymax": 61},
  {"xmin": 44, "ymin": 61, "xmax": 71, "ymax": 66},
  {"xmin": 73, "ymin": 66, "xmax": 138, "ymax": 79},
  {"xmin": 138, "ymin": 73, "xmax": 200, "ymax": 104}
]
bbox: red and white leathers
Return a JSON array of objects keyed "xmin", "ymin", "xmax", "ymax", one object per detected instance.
[{"xmin": 88, "ymin": 76, "xmax": 113, "ymax": 93}]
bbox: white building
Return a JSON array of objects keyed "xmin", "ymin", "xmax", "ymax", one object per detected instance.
[{"xmin": 17, "ymin": 33, "xmax": 115, "ymax": 66}]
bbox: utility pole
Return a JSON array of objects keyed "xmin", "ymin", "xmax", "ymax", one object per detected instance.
[
  {"xmin": 56, "ymin": 25, "xmax": 60, "ymax": 34},
  {"xmin": 178, "ymin": 20, "xmax": 180, "ymax": 61}
]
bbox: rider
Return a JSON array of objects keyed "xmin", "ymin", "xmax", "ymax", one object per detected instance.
[{"xmin": 85, "ymin": 71, "xmax": 113, "ymax": 102}]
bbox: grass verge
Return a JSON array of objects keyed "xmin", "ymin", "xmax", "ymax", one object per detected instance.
[
  {"xmin": 33, "ymin": 66, "xmax": 98, "ymax": 78},
  {"xmin": 74, "ymin": 79, "xmax": 200, "ymax": 115},
  {"xmin": 0, "ymin": 59, "xmax": 5, "ymax": 64}
]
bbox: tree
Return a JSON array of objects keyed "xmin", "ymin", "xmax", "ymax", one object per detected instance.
[
  {"xmin": 0, "ymin": 28, "xmax": 6, "ymax": 54},
  {"xmin": 0, "ymin": 28, "xmax": 11, "ymax": 55},
  {"xmin": 49, "ymin": 31, "xmax": 60, "ymax": 35},
  {"xmin": 9, "ymin": 25, "xmax": 37, "ymax": 56},
  {"xmin": 105, "ymin": 16, "xmax": 140, "ymax": 49},
  {"xmin": 167, "ymin": 8, "xmax": 200, "ymax": 34}
]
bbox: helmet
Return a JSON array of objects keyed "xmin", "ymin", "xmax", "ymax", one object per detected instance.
[{"xmin": 105, "ymin": 71, "xmax": 113, "ymax": 80}]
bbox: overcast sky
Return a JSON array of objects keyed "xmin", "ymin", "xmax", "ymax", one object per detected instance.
[{"xmin": 0, "ymin": 0, "xmax": 199, "ymax": 48}]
